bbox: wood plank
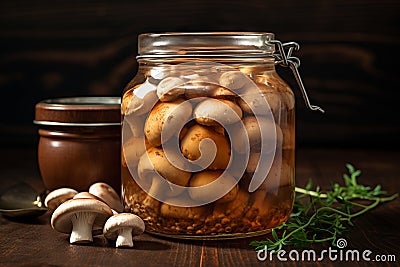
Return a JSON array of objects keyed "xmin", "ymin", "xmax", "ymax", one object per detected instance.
[{"xmin": 0, "ymin": 147, "xmax": 399, "ymax": 266}]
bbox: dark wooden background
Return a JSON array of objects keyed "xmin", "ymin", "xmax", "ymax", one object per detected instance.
[
  {"xmin": 0, "ymin": 2, "xmax": 399, "ymax": 266},
  {"xmin": 0, "ymin": 0, "xmax": 399, "ymax": 149}
]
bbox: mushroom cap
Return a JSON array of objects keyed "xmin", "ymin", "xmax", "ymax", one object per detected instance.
[
  {"xmin": 51, "ymin": 198, "xmax": 113, "ymax": 234},
  {"xmin": 256, "ymin": 74, "xmax": 295, "ymax": 111},
  {"xmin": 144, "ymin": 99, "xmax": 192, "ymax": 147},
  {"xmin": 183, "ymin": 81, "xmax": 220, "ymax": 99},
  {"xmin": 244, "ymin": 116, "xmax": 263, "ymax": 148},
  {"xmin": 231, "ymin": 116, "xmax": 282, "ymax": 154},
  {"xmin": 219, "ymin": 71, "xmax": 249, "ymax": 90},
  {"xmin": 217, "ymin": 183, "xmax": 239, "ymax": 203},
  {"xmin": 122, "ymin": 136, "xmax": 147, "ymax": 168},
  {"xmin": 122, "ymin": 88, "xmax": 134, "ymax": 115},
  {"xmin": 138, "ymin": 147, "xmax": 191, "ymax": 186},
  {"xmin": 184, "ymin": 84, "xmax": 214, "ymax": 99},
  {"xmin": 188, "ymin": 171, "xmax": 238, "ymax": 203},
  {"xmin": 180, "ymin": 124, "xmax": 230, "ymax": 170},
  {"xmin": 44, "ymin": 188, "xmax": 78, "ymax": 210},
  {"xmin": 103, "ymin": 213, "xmax": 145, "ymax": 240},
  {"xmin": 73, "ymin": 192, "xmax": 102, "ymax": 201},
  {"xmin": 72, "ymin": 192, "xmax": 117, "ymax": 227},
  {"xmin": 89, "ymin": 182, "xmax": 124, "ymax": 213},
  {"xmin": 156, "ymin": 76, "xmax": 185, "ymax": 101},
  {"xmin": 238, "ymin": 83, "xmax": 282, "ymax": 117},
  {"xmin": 210, "ymin": 86, "xmax": 236, "ymax": 98},
  {"xmin": 126, "ymin": 80, "xmax": 158, "ymax": 116},
  {"xmin": 73, "ymin": 192, "xmax": 119, "ymax": 215},
  {"xmin": 194, "ymin": 99, "xmax": 242, "ymax": 126}
]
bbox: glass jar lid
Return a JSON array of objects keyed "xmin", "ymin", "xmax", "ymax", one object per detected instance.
[
  {"xmin": 138, "ymin": 32, "xmax": 275, "ymax": 58},
  {"xmin": 34, "ymin": 97, "xmax": 121, "ymax": 126}
]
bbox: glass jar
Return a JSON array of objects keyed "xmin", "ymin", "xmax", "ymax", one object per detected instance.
[{"xmin": 121, "ymin": 32, "xmax": 321, "ymax": 239}]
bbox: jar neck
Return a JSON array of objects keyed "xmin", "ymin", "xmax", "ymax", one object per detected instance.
[{"xmin": 138, "ymin": 57, "xmax": 276, "ymax": 71}]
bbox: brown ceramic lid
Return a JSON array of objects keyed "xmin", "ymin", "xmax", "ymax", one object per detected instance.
[{"xmin": 34, "ymin": 97, "xmax": 121, "ymax": 125}]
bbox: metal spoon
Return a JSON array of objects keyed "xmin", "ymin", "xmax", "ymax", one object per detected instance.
[{"xmin": 0, "ymin": 183, "xmax": 48, "ymax": 218}]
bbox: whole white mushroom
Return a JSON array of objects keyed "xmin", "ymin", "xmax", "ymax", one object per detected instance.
[
  {"xmin": 51, "ymin": 198, "xmax": 113, "ymax": 244},
  {"xmin": 89, "ymin": 182, "xmax": 124, "ymax": 213},
  {"xmin": 103, "ymin": 213, "xmax": 145, "ymax": 248},
  {"xmin": 44, "ymin": 188, "xmax": 78, "ymax": 210}
]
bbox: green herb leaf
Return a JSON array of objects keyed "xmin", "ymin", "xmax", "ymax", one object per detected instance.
[{"xmin": 250, "ymin": 164, "xmax": 398, "ymax": 251}]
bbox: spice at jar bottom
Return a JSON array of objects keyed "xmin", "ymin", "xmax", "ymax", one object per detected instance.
[{"xmin": 120, "ymin": 32, "xmax": 320, "ymax": 239}]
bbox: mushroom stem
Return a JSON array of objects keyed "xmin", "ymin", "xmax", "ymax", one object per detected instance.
[
  {"xmin": 142, "ymin": 176, "xmax": 163, "ymax": 208},
  {"xmin": 115, "ymin": 228, "xmax": 134, "ymax": 248},
  {"xmin": 69, "ymin": 212, "xmax": 96, "ymax": 244}
]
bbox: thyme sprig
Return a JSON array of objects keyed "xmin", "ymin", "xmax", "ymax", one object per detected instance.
[{"xmin": 250, "ymin": 163, "xmax": 398, "ymax": 251}]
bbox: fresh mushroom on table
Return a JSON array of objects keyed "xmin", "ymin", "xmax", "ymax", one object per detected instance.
[
  {"xmin": 51, "ymin": 198, "xmax": 113, "ymax": 244},
  {"xmin": 44, "ymin": 188, "xmax": 78, "ymax": 210},
  {"xmin": 103, "ymin": 213, "xmax": 145, "ymax": 248},
  {"xmin": 73, "ymin": 192, "xmax": 102, "ymax": 201},
  {"xmin": 89, "ymin": 182, "xmax": 124, "ymax": 213}
]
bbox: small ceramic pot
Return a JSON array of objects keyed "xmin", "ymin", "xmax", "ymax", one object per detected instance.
[{"xmin": 34, "ymin": 97, "xmax": 121, "ymax": 192}]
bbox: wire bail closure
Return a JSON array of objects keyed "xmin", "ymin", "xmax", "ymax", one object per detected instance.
[{"xmin": 269, "ymin": 40, "xmax": 324, "ymax": 113}]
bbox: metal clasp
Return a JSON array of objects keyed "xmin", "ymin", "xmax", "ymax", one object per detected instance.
[{"xmin": 269, "ymin": 40, "xmax": 324, "ymax": 113}]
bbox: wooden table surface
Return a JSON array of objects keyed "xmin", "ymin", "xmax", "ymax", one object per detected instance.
[{"xmin": 0, "ymin": 147, "xmax": 399, "ymax": 267}]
